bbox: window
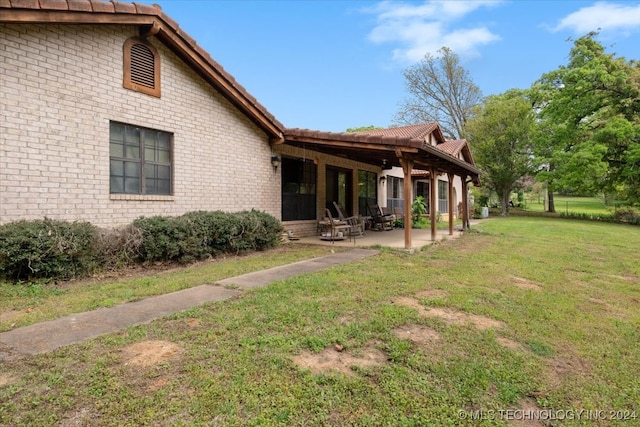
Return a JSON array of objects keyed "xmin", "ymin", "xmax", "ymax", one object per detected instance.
[
  {"xmin": 358, "ymin": 170, "xmax": 377, "ymax": 216},
  {"xmin": 110, "ymin": 122, "xmax": 172, "ymax": 195},
  {"xmin": 123, "ymin": 37, "xmax": 160, "ymax": 97},
  {"xmin": 282, "ymin": 157, "xmax": 317, "ymax": 221},
  {"xmin": 387, "ymin": 176, "xmax": 404, "ymax": 210},
  {"xmin": 438, "ymin": 179, "xmax": 448, "ymax": 213}
]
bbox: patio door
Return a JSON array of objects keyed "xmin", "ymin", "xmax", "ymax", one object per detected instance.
[{"xmin": 326, "ymin": 166, "xmax": 352, "ymax": 217}]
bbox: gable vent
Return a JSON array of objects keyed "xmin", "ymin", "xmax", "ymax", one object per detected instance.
[
  {"xmin": 123, "ymin": 37, "xmax": 161, "ymax": 97},
  {"xmin": 130, "ymin": 43, "xmax": 155, "ymax": 89}
]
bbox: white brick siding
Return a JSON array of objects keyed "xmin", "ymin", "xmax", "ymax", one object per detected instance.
[{"xmin": 0, "ymin": 24, "xmax": 280, "ymax": 227}]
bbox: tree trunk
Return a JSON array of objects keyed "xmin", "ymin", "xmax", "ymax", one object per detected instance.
[
  {"xmin": 548, "ymin": 191, "xmax": 555, "ymax": 213},
  {"xmin": 501, "ymin": 193, "xmax": 509, "ymax": 216}
]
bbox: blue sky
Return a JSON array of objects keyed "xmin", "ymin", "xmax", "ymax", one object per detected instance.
[{"xmin": 153, "ymin": 0, "xmax": 640, "ymax": 133}]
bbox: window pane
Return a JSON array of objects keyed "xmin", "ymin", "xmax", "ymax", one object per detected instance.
[
  {"xmin": 110, "ymin": 142, "xmax": 124, "ymax": 158},
  {"xmin": 125, "ymin": 126, "xmax": 140, "ymax": 143},
  {"xmin": 110, "ymin": 122, "xmax": 124, "ymax": 142},
  {"xmin": 157, "ymin": 148, "xmax": 170, "ymax": 163},
  {"xmin": 124, "ymin": 177, "xmax": 140, "ymax": 194},
  {"xmin": 110, "ymin": 159, "xmax": 124, "ymax": 176},
  {"xmin": 125, "ymin": 142, "xmax": 140, "ymax": 159},
  {"xmin": 157, "ymin": 165, "xmax": 170, "ymax": 180},
  {"xmin": 110, "ymin": 176, "xmax": 124, "ymax": 193},
  {"xmin": 125, "ymin": 162, "xmax": 140, "ymax": 178}
]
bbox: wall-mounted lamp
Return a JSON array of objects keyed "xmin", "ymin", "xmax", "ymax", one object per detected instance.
[
  {"xmin": 379, "ymin": 175, "xmax": 387, "ymax": 184},
  {"xmin": 271, "ymin": 155, "xmax": 281, "ymax": 172}
]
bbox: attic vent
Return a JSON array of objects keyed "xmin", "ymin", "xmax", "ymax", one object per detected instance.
[
  {"xmin": 130, "ymin": 44, "xmax": 155, "ymax": 88},
  {"xmin": 123, "ymin": 37, "xmax": 161, "ymax": 97}
]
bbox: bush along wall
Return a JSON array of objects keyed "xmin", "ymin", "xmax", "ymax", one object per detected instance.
[
  {"xmin": 0, "ymin": 210, "xmax": 283, "ymax": 283},
  {"xmin": 133, "ymin": 210, "xmax": 283, "ymax": 264},
  {"xmin": 0, "ymin": 219, "xmax": 100, "ymax": 281}
]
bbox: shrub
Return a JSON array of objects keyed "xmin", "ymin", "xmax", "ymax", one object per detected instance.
[
  {"xmin": 134, "ymin": 210, "xmax": 282, "ymax": 263},
  {"xmin": 0, "ymin": 219, "xmax": 99, "ymax": 281},
  {"xmin": 96, "ymin": 225, "xmax": 144, "ymax": 270},
  {"xmin": 613, "ymin": 207, "xmax": 640, "ymax": 225}
]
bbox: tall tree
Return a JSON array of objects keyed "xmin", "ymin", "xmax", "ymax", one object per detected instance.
[
  {"xmin": 466, "ymin": 90, "xmax": 535, "ymax": 215},
  {"xmin": 394, "ymin": 47, "xmax": 482, "ymax": 139},
  {"xmin": 530, "ymin": 33, "xmax": 640, "ymax": 208}
]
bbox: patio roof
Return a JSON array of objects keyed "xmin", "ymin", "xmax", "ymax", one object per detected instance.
[{"xmin": 282, "ymin": 126, "xmax": 480, "ymax": 184}]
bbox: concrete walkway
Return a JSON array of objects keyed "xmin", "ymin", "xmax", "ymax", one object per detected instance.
[{"xmin": 0, "ymin": 249, "xmax": 379, "ymax": 356}]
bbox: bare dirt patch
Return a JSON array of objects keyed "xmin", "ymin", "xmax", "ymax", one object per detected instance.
[
  {"xmin": 415, "ymin": 289, "xmax": 447, "ymax": 300},
  {"xmin": 393, "ymin": 324, "xmax": 441, "ymax": 345},
  {"xmin": 0, "ymin": 373, "xmax": 18, "ymax": 387},
  {"xmin": 122, "ymin": 340, "xmax": 183, "ymax": 368},
  {"xmin": 508, "ymin": 397, "xmax": 546, "ymax": 427},
  {"xmin": 496, "ymin": 336, "xmax": 527, "ymax": 352},
  {"xmin": 512, "ymin": 277, "xmax": 542, "ymax": 291},
  {"xmin": 425, "ymin": 307, "xmax": 504, "ymax": 330},
  {"xmin": 544, "ymin": 345, "xmax": 592, "ymax": 388},
  {"xmin": 0, "ymin": 310, "xmax": 23, "ymax": 324},
  {"xmin": 292, "ymin": 345, "xmax": 387, "ymax": 376},
  {"xmin": 393, "ymin": 297, "xmax": 504, "ymax": 330}
]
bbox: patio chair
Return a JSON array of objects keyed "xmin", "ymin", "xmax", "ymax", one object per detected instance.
[
  {"xmin": 367, "ymin": 204, "xmax": 394, "ymax": 231},
  {"xmin": 321, "ymin": 208, "xmax": 352, "ymax": 242},
  {"xmin": 332, "ymin": 201, "xmax": 365, "ymax": 237}
]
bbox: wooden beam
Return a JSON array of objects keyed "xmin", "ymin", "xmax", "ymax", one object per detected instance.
[
  {"xmin": 461, "ymin": 178, "xmax": 469, "ymax": 231},
  {"xmin": 430, "ymin": 167, "xmax": 438, "ymax": 242},
  {"xmin": 447, "ymin": 173, "xmax": 454, "ymax": 236},
  {"xmin": 400, "ymin": 157, "xmax": 414, "ymax": 250}
]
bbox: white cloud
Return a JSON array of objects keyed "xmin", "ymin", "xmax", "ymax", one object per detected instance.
[
  {"xmin": 553, "ymin": 1, "xmax": 640, "ymax": 34},
  {"xmin": 364, "ymin": 0, "xmax": 502, "ymax": 63}
]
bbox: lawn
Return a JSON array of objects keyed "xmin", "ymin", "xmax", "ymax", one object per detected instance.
[
  {"xmin": 1, "ymin": 217, "xmax": 639, "ymax": 426},
  {"xmin": 524, "ymin": 195, "xmax": 610, "ymax": 215}
]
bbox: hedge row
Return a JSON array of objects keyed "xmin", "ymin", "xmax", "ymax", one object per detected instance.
[
  {"xmin": 559, "ymin": 207, "xmax": 640, "ymax": 225},
  {"xmin": 0, "ymin": 210, "xmax": 282, "ymax": 282}
]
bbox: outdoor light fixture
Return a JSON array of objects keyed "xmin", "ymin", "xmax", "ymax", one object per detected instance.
[
  {"xmin": 271, "ymin": 155, "xmax": 281, "ymax": 172},
  {"xmin": 379, "ymin": 175, "xmax": 387, "ymax": 184}
]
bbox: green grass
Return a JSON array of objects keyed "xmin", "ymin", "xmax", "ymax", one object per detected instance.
[
  {"xmin": 525, "ymin": 195, "xmax": 610, "ymax": 215},
  {"xmin": 2, "ymin": 217, "xmax": 639, "ymax": 426},
  {"xmin": 0, "ymin": 244, "xmax": 343, "ymax": 332}
]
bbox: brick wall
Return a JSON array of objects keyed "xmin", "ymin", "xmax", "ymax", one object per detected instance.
[{"xmin": 0, "ymin": 24, "xmax": 280, "ymax": 227}]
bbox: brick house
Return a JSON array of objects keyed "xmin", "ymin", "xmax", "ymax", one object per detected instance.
[{"xmin": 1, "ymin": 0, "xmax": 479, "ymax": 249}]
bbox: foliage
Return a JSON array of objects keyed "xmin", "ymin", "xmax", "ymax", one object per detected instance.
[
  {"xmin": 411, "ymin": 196, "xmax": 427, "ymax": 226},
  {"xmin": 134, "ymin": 210, "xmax": 283, "ymax": 264},
  {"xmin": 394, "ymin": 47, "xmax": 482, "ymax": 139},
  {"xmin": 466, "ymin": 89, "xmax": 535, "ymax": 215},
  {"xmin": 345, "ymin": 125, "xmax": 383, "ymax": 133},
  {"xmin": 530, "ymin": 32, "xmax": 640, "ymax": 207},
  {"xmin": 0, "ymin": 219, "xmax": 100, "ymax": 281}
]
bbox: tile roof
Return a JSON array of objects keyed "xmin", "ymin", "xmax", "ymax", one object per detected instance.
[
  {"xmin": 437, "ymin": 139, "xmax": 466, "ymax": 157},
  {"xmin": 0, "ymin": 0, "xmax": 285, "ymax": 139},
  {"xmin": 354, "ymin": 123, "xmax": 441, "ymax": 140}
]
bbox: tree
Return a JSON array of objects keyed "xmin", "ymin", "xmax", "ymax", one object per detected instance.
[
  {"xmin": 530, "ymin": 33, "xmax": 640, "ymax": 208},
  {"xmin": 466, "ymin": 90, "xmax": 535, "ymax": 216},
  {"xmin": 394, "ymin": 47, "xmax": 482, "ymax": 139},
  {"xmin": 346, "ymin": 125, "xmax": 382, "ymax": 133}
]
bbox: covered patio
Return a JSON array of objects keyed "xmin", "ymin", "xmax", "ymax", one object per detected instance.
[
  {"xmin": 292, "ymin": 219, "xmax": 483, "ymax": 250},
  {"xmin": 277, "ymin": 125, "xmax": 481, "ymax": 250}
]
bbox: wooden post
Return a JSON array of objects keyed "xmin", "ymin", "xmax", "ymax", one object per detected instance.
[
  {"xmin": 461, "ymin": 178, "xmax": 468, "ymax": 231},
  {"xmin": 430, "ymin": 167, "xmax": 437, "ymax": 242},
  {"xmin": 400, "ymin": 157, "xmax": 414, "ymax": 250},
  {"xmin": 447, "ymin": 173, "xmax": 454, "ymax": 236}
]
